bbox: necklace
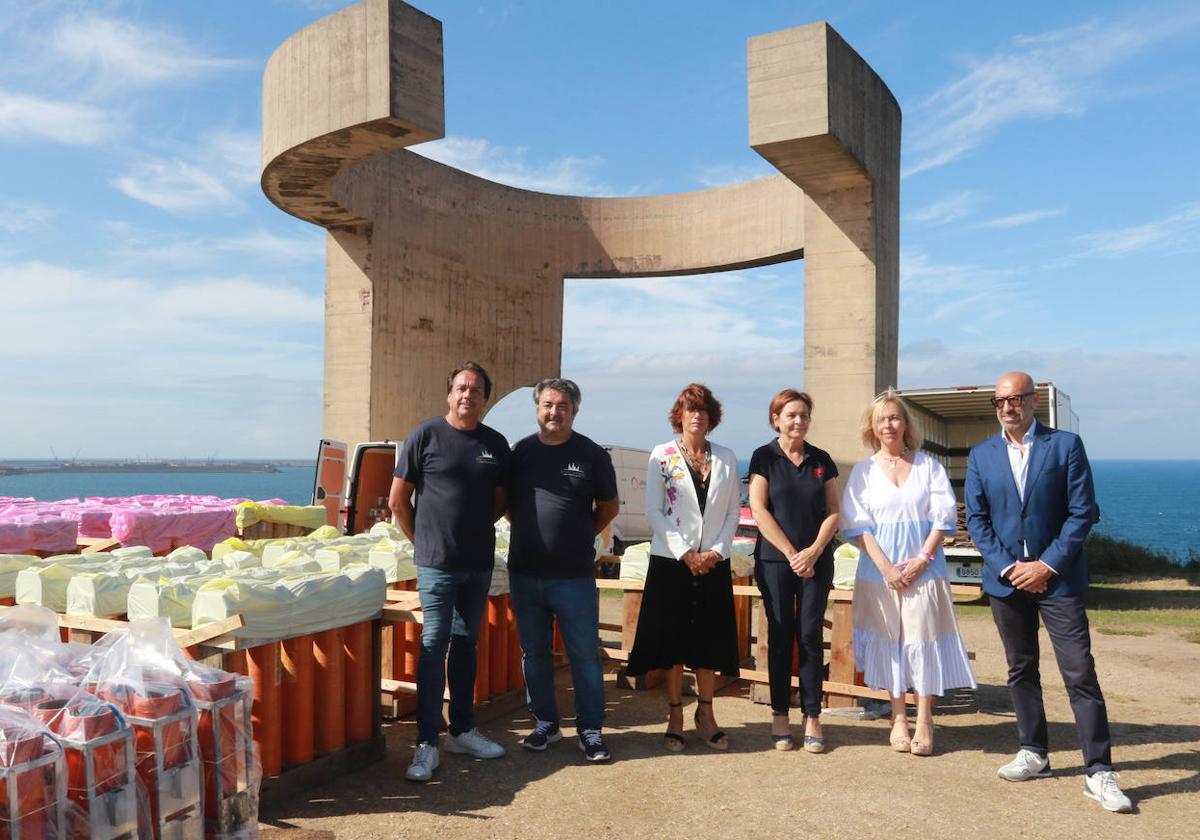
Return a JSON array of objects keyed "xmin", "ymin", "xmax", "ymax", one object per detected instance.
[
  {"xmin": 679, "ymin": 441, "xmax": 712, "ymax": 473},
  {"xmin": 878, "ymin": 448, "xmax": 908, "ymax": 472}
]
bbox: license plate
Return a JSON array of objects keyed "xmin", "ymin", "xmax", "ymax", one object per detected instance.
[{"xmin": 951, "ymin": 564, "xmax": 981, "ymax": 580}]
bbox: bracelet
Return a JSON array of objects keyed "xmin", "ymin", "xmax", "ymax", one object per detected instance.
[{"xmin": 920, "ymin": 551, "xmax": 935, "ymax": 563}]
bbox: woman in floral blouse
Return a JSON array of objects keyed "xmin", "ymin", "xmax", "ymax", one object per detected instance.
[{"xmin": 626, "ymin": 383, "xmax": 742, "ymax": 751}]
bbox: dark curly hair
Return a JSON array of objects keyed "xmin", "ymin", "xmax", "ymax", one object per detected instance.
[{"xmin": 668, "ymin": 383, "xmax": 722, "ymax": 433}]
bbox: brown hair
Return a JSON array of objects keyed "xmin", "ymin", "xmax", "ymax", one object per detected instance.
[
  {"xmin": 668, "ymin": 383, "xmax": 722, "ymax": 433},
  {"xmin": 446, "ymin": 361, "xmax": 493, "ymax": 398},
  {"xmin": 768, "ymin": 389, "xmax": 813, "ymax": 431}
]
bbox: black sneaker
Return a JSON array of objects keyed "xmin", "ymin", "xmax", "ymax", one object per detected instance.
[
  {"xmin": 522, "ymin": 720, "xmax": 562, "ymax": 751},
  {"xmin": 577, "ymin": 729, "xmax": 611, "ymax": 762}
]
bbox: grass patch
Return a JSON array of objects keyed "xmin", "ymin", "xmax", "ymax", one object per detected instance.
[
  {"xmin": 1183, "ymin": 630, "xmax": 1200, "ymax": 645},
  {"xmin": 1095, "ymin": 625, "xmax": 1152, "ymax": 637}
]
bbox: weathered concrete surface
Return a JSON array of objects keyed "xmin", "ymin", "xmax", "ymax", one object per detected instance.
[{"xmin": 262, "ymin": 0, "xmax": 900, "ymax": 467}]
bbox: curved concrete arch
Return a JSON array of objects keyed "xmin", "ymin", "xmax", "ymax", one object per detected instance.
[{"xmin": 262, "ymin": 0, "xmax": 900, "ymax": 466}]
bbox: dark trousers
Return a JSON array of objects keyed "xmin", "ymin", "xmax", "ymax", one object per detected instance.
[
  {"xmin": 990, "ymin": 590, "xmax": 1113, "ymax": 774},
  {"xmin": 756, "ymin": 560, "xmax": 830, "ymax": 717}
]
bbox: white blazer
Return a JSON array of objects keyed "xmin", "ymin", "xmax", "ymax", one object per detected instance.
[{"xmin": 646, "ymin": 440, "xmax": 741, "ymax": 560}]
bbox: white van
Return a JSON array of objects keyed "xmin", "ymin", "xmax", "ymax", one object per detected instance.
[
  {"xmin": 601, "ymin": 446, "xmax": 652, "ymax": 551},
  {"xmin": 314, "ymin": 440, "xmax": 653, "ymax": 549}
]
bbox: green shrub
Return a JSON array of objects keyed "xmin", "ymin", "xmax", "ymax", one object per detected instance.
[{"xmin": 1086, "ymin": 533, "xmax": 1199, "ymax": 580}]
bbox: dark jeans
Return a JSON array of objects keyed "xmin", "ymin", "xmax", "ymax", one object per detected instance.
[
  {"xmin": 756, "ymin": 560, "xmax": 831, "ymax": 717},
  {"xmin": 508, "ymin": 572, "xmax": 606, "ymax": 732},
  {"xmin": 414, "ymin": 566, "xmax": 493, "ymax": 745},
  {"xmin": 990, "ymin": 590, "xmax": 1114, "ymax": 774}
]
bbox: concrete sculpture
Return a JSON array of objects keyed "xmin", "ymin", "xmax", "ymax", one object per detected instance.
[{"xmin": 261, "ymin": 0, "xmax": 900, "ymax": 467}]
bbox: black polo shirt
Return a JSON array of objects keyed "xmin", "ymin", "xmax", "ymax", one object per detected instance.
[{"xmin": 748, "ymin": 439, "xmax": 838, "ymax": 564}]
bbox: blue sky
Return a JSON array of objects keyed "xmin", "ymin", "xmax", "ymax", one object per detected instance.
[{"xmin": 2, "ymin": 0, "xmax": 1198, "ymax": 460}]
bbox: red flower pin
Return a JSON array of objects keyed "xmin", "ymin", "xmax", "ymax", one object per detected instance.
[{"xmin": 814, "ymin": 466, "xmax": 825, "ymax": 478}]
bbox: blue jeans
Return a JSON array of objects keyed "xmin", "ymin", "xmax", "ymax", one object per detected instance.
[
  {"xmin": 415, "ymin": 566, "xmax": 493, "ymax": 744},
  {"xmin": 508, "ymin": 572, "xmax": 606, "ymax": 732}
]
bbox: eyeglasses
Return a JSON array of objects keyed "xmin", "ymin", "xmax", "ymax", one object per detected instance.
[{"xmin": 991, "ymin": 392, "xmax": 1034, "ymax": 408}]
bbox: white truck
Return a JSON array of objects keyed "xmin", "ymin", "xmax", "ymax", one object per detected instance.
[
  {"xmin": 312, "ymin": 439, "xmax": 653, "ymax": 548},
  {"xmin": 895, "ymin": 381, "xmax": 1078, "ymax": 586}
]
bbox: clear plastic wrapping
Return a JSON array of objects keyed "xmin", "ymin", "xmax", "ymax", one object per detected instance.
[
  {"xmin": 83, "ymin": 620, "xmax": 260, "ymax": 839},
  {"xmin": 0, "ymin": 706, "xmax": 69, "ymax": 839},
  {"xmin": 0, "ymin": 611, "xmax": 260, "ymax": 839}
]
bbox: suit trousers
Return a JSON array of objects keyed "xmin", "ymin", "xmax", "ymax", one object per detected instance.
[
  {"xmin": 990, "ymin": 589, "xmax": 1113, "ymax": 774},
  {"xmin": 755, "ymin": 559, "xmax": 831, "ymax": 717}
]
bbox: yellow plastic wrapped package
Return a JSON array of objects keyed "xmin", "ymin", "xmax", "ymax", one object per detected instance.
[
  {"xmin": 66, "ymin": 571, "xmax": 135, "ymax": 617},
  {"xmin": 191, "ymin": 566, "xmax": 386, "ymax": 640},
  {"xmin": 0, "ymin": 554, "xmax": 36, "ymax": 599},
  {"xmin": 234, "ymin": 501, "xmax": 329, "ymax": 530}
]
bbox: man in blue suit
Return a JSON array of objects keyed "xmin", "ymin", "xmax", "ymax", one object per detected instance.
[{"xmin": 966, "ymin": 371, "xmax": 1132, "ymax": 813}]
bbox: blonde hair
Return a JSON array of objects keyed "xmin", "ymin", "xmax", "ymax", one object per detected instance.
[{"xmin": 859, "ymin": 388, "xmax": 924, "ymax": 452}]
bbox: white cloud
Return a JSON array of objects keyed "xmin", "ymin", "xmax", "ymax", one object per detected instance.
[
  {"xmin": 0, "ymin": 258, "xmax": 323, "ymax": 458},
  {"xmin": 112, "ymin": 159, "xmax": 241, "ymax": 214},
  {"xmin": 903, "ymin": 17, "xmax": 1189, "ymax": 177},
  {"xmin": 898, "ymin": 340, "xmax": 1200, "ymax": 458},
  {"xmin": 213, "ymin": 230, "xmax": 324, "ymax": 263},
  {"xmin": 206, "ymin": 130, "xmax": 261, "ymax": 188},
  {"xmin": 0, "ymin": 202, "xmax": 52, "ymax": 233},
  {"xmin": 52, "ymin": 15, "xmax": 245, "ymax": 89},
  {"xmin": 2, "ymin": 259, "xmax": 322, "ymax": 337},
  {"xmin": 1073, "ymin": 202, "xmax": 1200, "ymax": 259},
  {"xmin": 110, "ymin": 130, "xmax": 261, "ymax": 214},
  {"xmin": 976, "ymin": 207, "xmax": 1066, "ymax": 229},
  {"xmin": 906, "ymin": 191, "xmax": 980, "ymax": 225},
  {"xmin": 102, "ymin": 227, "xmax": 324, "ymax": 269},
  {"xmin": 900, "ymin": 250, "xmax": 1024, "ymax": 325},
  {"xmin": 414, "ymin": 136, "xmax": 613, "ymax": 195},
  {"xmin": 0, "ymin": 89, "xmax": 115, "ymax": 146}
]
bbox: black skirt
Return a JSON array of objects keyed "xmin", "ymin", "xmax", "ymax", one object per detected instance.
[{"xmin": 626, "ymin": 555, "xmax": 741, "ymax": 677}]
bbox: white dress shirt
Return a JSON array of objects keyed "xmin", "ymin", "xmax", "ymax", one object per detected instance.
[{"xmin": 1000, "ymin": 419, "xmax": 1054, "ymax": 576}]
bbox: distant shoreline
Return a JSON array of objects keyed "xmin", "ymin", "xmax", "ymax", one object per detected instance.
[{"xmin": 0, "ymin": 460, "xmax": 316, "ymax": 477}]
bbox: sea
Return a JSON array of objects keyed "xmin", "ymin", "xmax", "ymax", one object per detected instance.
[{"xmin": 1, "ymin": 460, "xmax": 1197, "ymax": 562}]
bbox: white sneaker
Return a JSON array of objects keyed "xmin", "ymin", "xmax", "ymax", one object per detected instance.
[
  {"xmin": 997, "ymin": 749, "xmax": 1051, "ymax": 781},
  {"xmin": 444, "ymin": 728, "xmax": 506, "ymax": 759},
  {"xmin": 1084, "ymin": 770, "xmax": 1133, "ymax": 813},
  {"xmin": 405, "ymin": 742, "xmax": 439, "ymax": 782}
]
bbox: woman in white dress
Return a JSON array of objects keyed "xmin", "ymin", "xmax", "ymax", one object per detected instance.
[{"xmin": 840, "ymin": 390, "xmax": 976, "ymax": 756}]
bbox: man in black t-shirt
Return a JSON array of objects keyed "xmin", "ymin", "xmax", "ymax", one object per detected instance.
[
  {"xmin": 389, "ymin": 361, "xmax": 511, "ymax": 783},
  {"xmin": 507, "ymin": 378, "xmax": 619, "ymax": 761}
]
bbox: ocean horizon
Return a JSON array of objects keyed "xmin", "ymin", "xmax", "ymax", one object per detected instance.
[{"xmin": 2, "ymin": 459, "xmax": 1196, "ymax": 562}]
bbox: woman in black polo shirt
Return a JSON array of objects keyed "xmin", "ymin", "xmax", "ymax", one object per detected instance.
[{"xmin": 748, "ymin": 389, "xmax": 840, "ymax": 752}]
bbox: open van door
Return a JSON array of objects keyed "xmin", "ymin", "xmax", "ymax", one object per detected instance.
[
  {"xmin": 345, "ymin": 441, "xmax": 400, "ymax": 535},
  {"xmin": 313, "ymin": 439, "xmax": 348, "ymax": 530}
]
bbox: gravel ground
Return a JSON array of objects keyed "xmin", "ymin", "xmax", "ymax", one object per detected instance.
[{"xmin": 259, "ymin": 613, "xmax": 1200, "ymax": 840}]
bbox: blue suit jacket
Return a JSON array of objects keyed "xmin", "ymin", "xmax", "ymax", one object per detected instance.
[{"xmin": 965, "ymin": 423, "xmax": 1098, "ymax": 598}]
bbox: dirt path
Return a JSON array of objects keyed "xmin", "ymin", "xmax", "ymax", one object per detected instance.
[{"xmin": 260, "ymin": 614, "xmax": 1199, "ymax": 840}]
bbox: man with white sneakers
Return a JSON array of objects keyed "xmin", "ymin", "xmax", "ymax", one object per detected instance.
[
  {"xmin": 390, "ymin": 361, "xmax": 511, "ymax": 782},
  {"xmin": 966, "ymin": 371, "xmax": 1132, "ymax": 813}
]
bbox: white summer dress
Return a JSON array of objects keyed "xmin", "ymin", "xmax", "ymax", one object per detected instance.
[{"xmin": 840, "ymin": 451, "xmax": 976, "ymax": 697}]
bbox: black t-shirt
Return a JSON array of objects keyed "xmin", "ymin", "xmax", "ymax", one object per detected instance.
[
  {"xmin": 507, "ymin": 432, "xmax": 618, "ymax": 578},
  {"xmin": 394, "ymin": 417, "xmax": 510, "ymax": 571},
  {"xmin": 749, "ymin": 439, "xmax": 839, "ymax": 564}
]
